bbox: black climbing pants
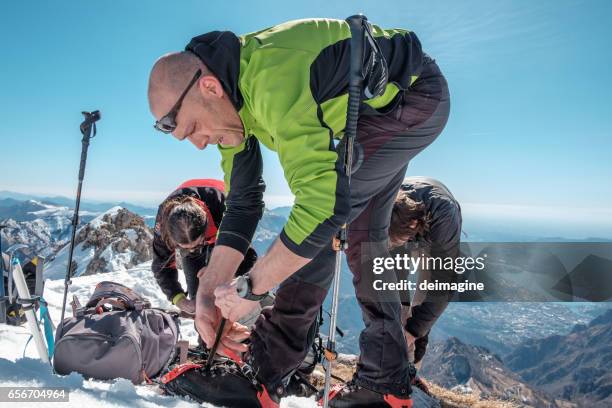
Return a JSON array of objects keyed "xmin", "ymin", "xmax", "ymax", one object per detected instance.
[{"xmin": 249, "ymin": 58, "xmax": 450, "ymax": 395}]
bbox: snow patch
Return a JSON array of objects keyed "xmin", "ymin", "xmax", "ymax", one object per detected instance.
[
  {"xmin": 44, "ymin": 242, "xmax": 95, "ymax": 280},
  {"xmin": 123, "ymin": 228, "xmax": 138, "ymax": 243},
  {"xmin": 44, "ymin": 243, "xmax": 96, "ymax": 279},
  {"xmin": 0, "ymin": 263, "xmax": 317, "ymax": 407},
  {"xmin": 100, "ymin": 245, "xmax": 134, "ymax": 272},
  {"xmin": 88, "ymin": 206, "xmax": 123, "ymax": 230}
]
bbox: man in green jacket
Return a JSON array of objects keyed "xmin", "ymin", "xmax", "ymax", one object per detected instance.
[{"xmin": 148, "ymin": 18, "xmax": 450, "ymax": 407}]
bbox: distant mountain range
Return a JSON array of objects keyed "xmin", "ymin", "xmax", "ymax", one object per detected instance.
[
  {"xmin": 430, "ymin": 302, "xmax": 610, "ymax": 356},
  {"xmin": 422, "ymin": 309, "xmax": 612, "ymax": 407},
  {"xmin": 505, "ymin": 309, "xmax": 612, "ymax": 407},
  {"xmin": 421, "ymin": 337, "xmax": 561, "ymax": 407},
  {"xmin": 0, "ymin": 191, "xmax": 157, "ymax": 218},
  {"xmin": 0, "ymin": 199, "xmax": 98, "ymax": 259}
]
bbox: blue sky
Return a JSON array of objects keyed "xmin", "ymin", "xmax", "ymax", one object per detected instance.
[{"xmin": 1, "ymin": 1, "xmax": 611, "ymax": 237}]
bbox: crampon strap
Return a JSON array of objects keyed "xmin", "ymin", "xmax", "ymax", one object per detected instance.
[{"xmin": 160, "ymin": 363, "xmax": 202, "ymax": 384}]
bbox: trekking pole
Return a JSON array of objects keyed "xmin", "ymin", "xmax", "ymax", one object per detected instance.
[
  {"xmin": 58, "ymin": 111, "xmax": 101, "ymax": 338},
  {"xmin": 321, "ymin": 14, "xmax": 367, "ymax": 408},
  {"xmin": 0, "ymin": 224, "xmax": 10, "ymax": 324}
]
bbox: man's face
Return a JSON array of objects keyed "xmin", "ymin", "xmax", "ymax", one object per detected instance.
[
  {"xmin": 389, "ymin": 219, "xmax": 420, "ymax": 248},
  {"xmin": 150, "ymin": 75, "xmax": 244, "ymax": 150},
  {"xmin": 176, "ymin": 232, "xmax": 206, "ymax": 253}
]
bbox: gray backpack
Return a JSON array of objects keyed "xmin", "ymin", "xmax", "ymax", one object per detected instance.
[{"xmin": 53, "ymin": 281, "xmax": 179, "ymax": 384}]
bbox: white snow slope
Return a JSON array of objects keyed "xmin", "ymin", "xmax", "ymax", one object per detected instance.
[{"xmin": 0, "ymin": 262, "xmax": 314, "ymax": 408}]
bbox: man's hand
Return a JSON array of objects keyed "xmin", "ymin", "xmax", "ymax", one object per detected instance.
[
  {"xmin": 195, "ymin": 245, "xmax": 246, "ymax": 351},
  {"xmin": 405, "ymin": 331, "xmax": 416, "ymax": 363},
  {"xmin": 195, "ymin": 294, "xmax": 249, "ymax": 354},
  {"xmin": 176, "ymin": 297, "xmax": 196, "ymax": 315},
  {"xmin": 220, "ymin": 321, "xmax": 251, "ymax": 356},
  {"xmin": 214, "ymin": 279, "xmax": 259, "ymax": 322},
  {"xmin": 195, "ymin": 295, "xmax": 219, "ymax": 348}
]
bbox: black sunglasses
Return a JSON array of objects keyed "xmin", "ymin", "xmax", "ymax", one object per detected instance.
[
  {"xmin": 178, "ymin": 242, "xmax": 211, "ymax": 261},
  {"xmin": 154, "ymin": 69, "xmax": 202, "ymax": 134}
]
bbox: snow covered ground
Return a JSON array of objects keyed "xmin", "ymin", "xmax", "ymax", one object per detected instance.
[{"xmin": 0, "ymin": 262, "xmax": 315, "ymax": 407}]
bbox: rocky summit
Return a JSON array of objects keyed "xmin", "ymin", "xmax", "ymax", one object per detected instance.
[{"xmin": 44, "ymin": 207, "xmax": 153, "ymax": 278}]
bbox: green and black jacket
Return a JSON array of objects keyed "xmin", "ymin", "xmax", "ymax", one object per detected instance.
[{"xmin": 186, "ymin": 18, "xmax": 425, "ymax": 258}]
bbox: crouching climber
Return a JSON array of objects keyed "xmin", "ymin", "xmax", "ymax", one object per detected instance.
[
  {"xmin": 151, "ymin": 179, "xmax": 260, "ymax": 319},
  {"xmin": 389, "ymin": 176, "xmax": 462, "ymax": 368}
]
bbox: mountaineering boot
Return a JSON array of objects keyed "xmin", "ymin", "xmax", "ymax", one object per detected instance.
[
  {"xmin": 256, "ymin": 383, "xmax": 281, "ymax": 408},
  {"xmin": 323, "ymin": 380, "xmax": 413, "ymax": 408},
  {"xmin": 161, "ymin": 357, "xmax": 265, "ymax": 407},
  {"xmin": 285, "ymin": 371, "xmax": 319, "ymax": 398},
  {"xmin": 241, "ymin": 350, "xmax": 282, "ymax": 408}
]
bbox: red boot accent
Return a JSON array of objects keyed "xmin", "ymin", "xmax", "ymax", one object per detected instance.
[
  {"xmin": 317, "ymin": 384, "xmax": 344, "ymax": 406},
  {"xmin": 256, "ymin": 385, "xmax": 279, "ymax": 408},
  {"xmin": 383, "ymin": 394, "xmax": 413, "ymax": 408},
  {"xmin": 160, "ymin": 363, "xmax": 202, "ymax": 384}
]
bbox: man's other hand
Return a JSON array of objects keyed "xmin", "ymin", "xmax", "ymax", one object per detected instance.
[
  {"xmin": 214, "ymin": 279, "xmax": 259, "ymax": 322},
  {"xmin": 176, "ymin": 297, "xmax": 196, "ymax": 315},
  {"xmin": 195, "ymin": 294, "xmax": 250, "ymax": 354}
]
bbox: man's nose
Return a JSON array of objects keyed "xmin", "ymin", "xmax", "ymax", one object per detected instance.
[
  {"xmin": 171, "ymin": 130, "xmax": 186, "ymax": 141},
  {"xmin": 187, "ymin": 135, "xmax": 206, "ymax": 150}
]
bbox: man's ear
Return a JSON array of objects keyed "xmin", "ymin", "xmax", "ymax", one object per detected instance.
[{"xmin": 198, "ymin": 75, "xmax": 224, "ymax": 99}]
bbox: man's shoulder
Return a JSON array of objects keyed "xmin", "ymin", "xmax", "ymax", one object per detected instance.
[{"xmin": 240, "ymin": 18, "xmax": 349, "ymax": 55}]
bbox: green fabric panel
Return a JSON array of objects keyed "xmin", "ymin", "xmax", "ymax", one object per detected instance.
[
  {"xmin": 236, "ymin": 20, "xmax": 350, "ymax": 245},
  {"xmin": 319, "ymin": 93, "xmax": 348, "ymax": 137},
  {"xmin": 365, "ymin": 82, "xmax": 401, "ymax": 110}
]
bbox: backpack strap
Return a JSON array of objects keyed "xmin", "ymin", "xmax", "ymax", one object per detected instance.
[
  {"xmin": 86, "ymin": 281, "xmax": 150, "ymax": 310},
  {"xmin": 93, "ymin": 297, "xmax": 128, "ymax": 312}
]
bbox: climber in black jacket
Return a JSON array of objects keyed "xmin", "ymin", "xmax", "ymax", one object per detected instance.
[
  {"xmin": 151, "ymin": 179, "xmax": 257, "ymax": 316},
  {"xmin": 389, "ymin": 176, "xmax": 462, "ymax": 367}
]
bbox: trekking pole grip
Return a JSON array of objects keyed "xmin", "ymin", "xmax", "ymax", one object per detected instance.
[{"xmin": 78, "ymin": 111, "xmax": 100, "ymax": 181}]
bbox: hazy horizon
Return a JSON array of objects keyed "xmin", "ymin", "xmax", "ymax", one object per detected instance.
[{"xmin": 2, "ymin": 188, "xmax": 612, "ymax": 240}]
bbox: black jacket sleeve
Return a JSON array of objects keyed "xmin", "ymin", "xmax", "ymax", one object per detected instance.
[{"xmin": 217, "ymin": 137, "xmax": 266, "ymax": 254}]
